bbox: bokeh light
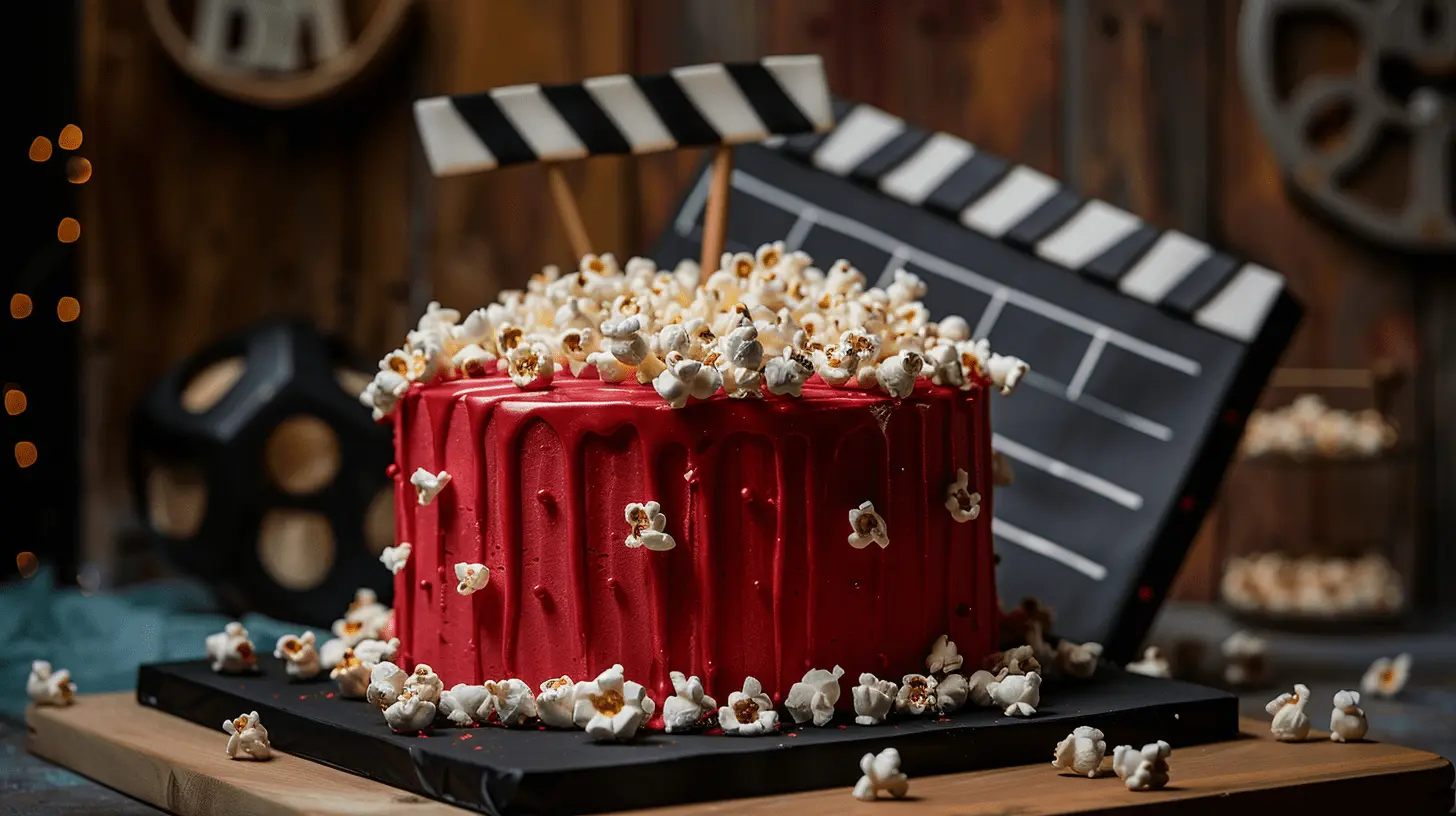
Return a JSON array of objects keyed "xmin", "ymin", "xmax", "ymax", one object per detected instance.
[
  {"xmin": 67, "ymin": 157, "xmax": 92, "ymax": 184},
  {"xmin": 4, "ymin": 387, "xmax": 26, "ymax": 415},
  {"xmin": 10, "ymin": 294, "xmax": 33, "ymax": 319},
  {"xmin": 57, "ymin": 218, "xmax": 80, "ymax": 243},
  {"xmin": 29, "ymin": 137, "xmax": 52, "ymax": 162},
  {"xmin": 58, "ymin": 297, "xmax": 81, "ymax": 322},
  {"xmin": 15, "ymin": 441, "xmax": 38, "ymax": 468},
  {"xmin": 16, "ymin": 551, "xmax": 39, "ymax": 579},
  {"xmin": 58, "ymin": 124, "xmax": 83, "ymax": 150}
]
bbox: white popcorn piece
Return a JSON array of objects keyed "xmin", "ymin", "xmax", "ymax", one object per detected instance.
[
  {"xmin": 451, "ymin": 307, "xmax": 492, "ymax": 348},
  {"xmin": 418, "ymin": 300, "xmax": 461, "ymax": 332},
  {"xmin": 944, "ymin": 469, "xmax": 981, "ymax": 523},
  {"xmin": 813, "ymin": 346, "xmax": 857, "ymax": 388},
  {"xmin": 875, "ymin": 350, "xmax": 923, "ymax": 398},
  {"xmin": 764, "ymin": 346, "xmax": 814, "ymax": 397},
  {"xmin": 507, "ymin": 342, "xmax": 555, "ymax": 390},
  {"xmin": 379, "ymin": 542, "xmax": 411, "ymax": 575},
  {"xmin": 222, "ymin": 711, "xmax": 271, "ymax": 760},
  {"xmin": 384, "ymin": 690, "xmax": 437, "ymax": 733},
  {"xmin": 985, "ymin": 644, "xmax": 1042, "ymax": 676},
  {"xmin": 926, "ymin": 634, "xmax": 964, "ymax": 675},
  {"xmin": 785, "ymin": 665, "xmax": 846, "ymax": 727},
  {"xmin": 1265, "ymin": 683, "xmax": 1312, "ymax": 741},
  {"xmin": 847, "ymin": 501, "xmax": 890, "ymax": 550},
  {"xmin": 1054, "ymin": 640, "xmax": 1103, "ymax": 679},
  {"xmin": 721, "ymin": 364, "xmax": 764, "ymax": 399},
  {"xmin": 411, "ymin": 468, "xmax": 451, "ymax": 506},
  {"xmin": 721, "ymin": 325, "xmax": 764, "ymax": 370},
  {"xmin": 954, "ymin": 338, "xmax": 991, "ymax": 384},
  {"xmin": 439, "ymin": 683, "xmax": 492, "ymax": 727},
  {"xmin": 346, "ymin": 587, "xmax": 390, "ymax": 629},
  {"xmin": 986, "ymin": 352, "xmax": 1029, "ymax": 395},
  {"xmin": 366, "ymin": 661, "xmax": 408, "ymax": 709},
  {"xmin": 938, "ymin": 315, "xmax": 972, "ymax": 342},
  {"xmin": 353, "ymin": 637, "xmax": 401, "ymax": 667},
  {"xmin": 624, "ymin": 501, "xmax": 676, "ymax": 552},
  {"xmin": 852, "ymin": 672, "xmax": 899, "ymax": 725},
  {"xmin": 654, "ymin": 352, "xmax": 716, "ymax": 408},
  {"xmin": 1053, "ymin": 726, "xmax": 1107, "ymax": 777},
  {"xmin": 1113, "ymin": 741, "xmax": 1170, "ymax": 790},
  {"xmin": 894, "ymin": 673, "xmax": 939, "ymax": 716},
  {"xmin": 26, "ymin": 661, "xmax": 76, "ymax": 707},
  {"xmin": 1125, "ymin": 646, "xmax": 1172, "ymax": 679},
  {"xmin": 925, "ymin": 343, "xmax": 965, "ymax": 389},
  {"xmin": 405, "ymin": 664, "xmax": 444, "ymax": 705},
  {"xmin": 273, "ymin": 632, "xmax": 321, "ymax": 681},
  {"xmin": 1221, "ymin": 630, "xmax": 1268, "ymax": 687},
  {"xmin": 330, "ymin": 650, "xmax": 372, "ymax": 698},
  {"xmin": 455, "ymin": 562, "xmax": 490, "ymax": 596},
  {"xmin": 205, "ymin": 622, "xmax": 258, "ymax": 674},
  {"xmin": 451, "ymin": 344, "xmax": 497, "ymax": 378},
  {"xmin": 886, "ymin": 268, "xmax": 927, "ymax": 306},
  {"xmin": 483, "ymin": 678, "xmax": 538, "ymax": 726},
  {"xmin": 555, "ymin": 328, "xmax": 597, "ymax": 376},
  {"xmin": 718, "ymin": 676, "xmax": 779, "ymax": 736},
  {"xmin": 1330, "ymin": 689, "xmax": 1368, "ymax": 743},
  {"xmin": 966, "ymin": 669, "xmax": 999, "ymax": 708},
  {"xmin": 587, "ymin": 350, "xmax": 634, "ymax": 382},
  {"xmin": 988, "ymin": 671, "xmax": 1042, "ymax": 717},
  {"xmin": 1361, "ymin": 653, "xmax": 1412, "ymax": 698},
  {"xmin": 852, "ymin": 747, "xmax": 909, "ymax": 802},
  {"xmin": 536, "ymin": 675, "xmax": 579, "ymax": 729},
  {"xmin": 362, "ymin": 369, "xmax": 409, "ymax": 420},
  {"xmin": 662, "ymin": 671, "xmax": 718, "ymax": 733},
  {"xmin": 934, "ymin": 672, "xmax": 970, "ymax": 714},
  {"xmin": 572, "ymin": 663, "xmax": 656, "ymax": 742},
  {"xmin": 601, "ymin": 316, "xmax": 650, "ymax": 366}
]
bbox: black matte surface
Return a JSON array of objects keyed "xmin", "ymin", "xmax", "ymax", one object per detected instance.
[{"xmin": 139, "ymin": 660, "xmax": 1237, "ymax": 816}]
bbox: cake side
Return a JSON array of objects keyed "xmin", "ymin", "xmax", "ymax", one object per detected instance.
[{"xmin": 391, "ymin": 375, "xmax": 996, "ymax": 710}]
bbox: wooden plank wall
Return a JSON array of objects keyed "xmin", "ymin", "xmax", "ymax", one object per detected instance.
[{"xmin": 78, "ymin": 0, "xmax": 1450, "ymax": 607}]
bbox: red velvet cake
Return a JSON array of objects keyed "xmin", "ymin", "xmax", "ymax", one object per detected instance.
[{"xmin": 361, "ymin": 245, "xmax": 1029, "ymax": 720}]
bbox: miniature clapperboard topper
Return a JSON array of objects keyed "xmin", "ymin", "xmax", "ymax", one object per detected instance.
[{"xmin": 413, "ymin": 56, "xmax": 1301, "ymax": 661}]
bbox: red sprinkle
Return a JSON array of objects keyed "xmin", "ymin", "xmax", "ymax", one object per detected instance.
[
  {"xmin": 325, "ymin": 692, "xmax": 335, "ymax": 699},
  {"xmin": 837, "ymin": 724, "xmax": 848, "ymax": 729},
  {"xmin": 386, "ymin": 464, "xmax": 399, "ymax": 478},
  {"xmin": 417, "ymin": 732, "xmax": 429, "ymax": 738},
  {"xmin": 1179, "ymin": 495, "xmax": 1196, "ymax": 512},
  {"xmin": 460, "ymin": 733, "xmax": 473, "ymax": 740},
  {"xmin": 298, "ymin": 695, "xmax": 308, "ymax": 700},
  {"xmin": 1138, "ymin": 585, "xmax": 1154, "ymax": 602},
  {"xmin": 474, "ymin": 746, "xmax": 482, "ymax": 751}
]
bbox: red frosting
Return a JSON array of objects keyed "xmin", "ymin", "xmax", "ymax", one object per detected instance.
[{"xmin": 390, "ymin": 374, "xmax": 997, "ymax": 715}]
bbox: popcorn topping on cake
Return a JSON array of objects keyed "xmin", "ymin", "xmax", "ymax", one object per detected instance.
[
  {"xmin": 847, "ymin": 501, "xmax": 889, "ymax": 550},
  {"xmin": 623, "ymin": 501, "xmax": 676, "ymax": 551},
  {"xmin": 944, "ymin": 469, "xmax": 981, "ymax": 523},
  {"xmin": 361, "ymin": 246, "xmax": 1030, "ymax": 417}
]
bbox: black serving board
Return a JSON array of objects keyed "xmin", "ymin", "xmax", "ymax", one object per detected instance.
[{"xmin": 139, "ymin": 660, "xmax": 1238, "ymax": 816}]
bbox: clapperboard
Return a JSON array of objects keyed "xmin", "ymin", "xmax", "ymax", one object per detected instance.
[{"xmin": 652, "ymin": 100, "xmax": 1302, "ymax": 661}]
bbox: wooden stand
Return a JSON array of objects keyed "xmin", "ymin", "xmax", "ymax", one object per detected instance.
[
  {"xmin": 546, "ymin": 165, "xmax": 593, "ymax": 260},
  {"xmin": 27, "ymin": 694, "xmax": 1455, "ymax": 815},
  {"xmin": 698, "ymin": 146, "xmax": 734, "ymax": 274}
]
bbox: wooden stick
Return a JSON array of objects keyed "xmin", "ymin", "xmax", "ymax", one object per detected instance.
[
  {"xmin": 699, "ymin": 146, "xmax": 734, "ymax": 274},
  {"xmin": 546, "ymin": 165, "xmax": 592, "ymax": 260}
]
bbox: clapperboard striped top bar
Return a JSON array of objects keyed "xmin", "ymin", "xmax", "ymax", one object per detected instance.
[
  {"xmin": 769, "ymin": 100, "xmax": 1287, "ymax": 345},
  {"xmin": 414, "ymin": 56, "xmax": 834, "ymax": 177}
]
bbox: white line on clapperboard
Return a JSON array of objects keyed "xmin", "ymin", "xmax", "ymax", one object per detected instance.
[{"xmin": 993, "ymin": 519, "xmax": 1108, "ymax": 581}]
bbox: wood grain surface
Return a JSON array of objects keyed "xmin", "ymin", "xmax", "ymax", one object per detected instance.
[{"xmin": 26, "ymin": 693, "xmax": 1454, "ymax": 816}]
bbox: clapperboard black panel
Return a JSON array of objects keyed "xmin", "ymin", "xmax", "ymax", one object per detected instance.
[{"xmin": 653, "ymin": 101, "xmax": 1301, "ymax": 661}]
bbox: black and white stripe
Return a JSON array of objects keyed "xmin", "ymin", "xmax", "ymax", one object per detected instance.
[
  {"xmin": 414, "ymin": 56, "xmax": 832, "ymax": 177},
  {"xmin": 768, "ymin": 101, "xmax": 1289, "ymax": 344}
]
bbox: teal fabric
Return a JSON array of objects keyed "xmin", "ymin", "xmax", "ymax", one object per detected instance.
[{"xmin": 1, "ymin": 568, "xmax": 304, "ymax": 720}]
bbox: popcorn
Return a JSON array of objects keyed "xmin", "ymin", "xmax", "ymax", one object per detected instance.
[
  {"xmin": 1361, "ymin": 653, "xmax": 1411, "ymax": 698},
  {"xmin": 205, "ymin": 622, "xmax": 257, "ymax": 674},
  {"xmin": 455, "ymin": 562, "xmax": 490, "ymax": 596},
  {"xmin": 507, "ymin": 342, "xmax": 555, "ymax": 390},
  {"xmin": 366, "ymin": 661, "xmax": 407, "ymax": 709},
  {"xmin": 405, "ymin": 664, "xmax": 444, "ymax": 705},
  {"xmin": 985, "ymin": 644, "xmax": 1041, "ymax": 676},
  {"xmin": 451, "ymin": 308, "xmax": 492, "ymax": 348},
  {"xmin": 721, "ymin": 325, "xmax": 764, "ymax": 369},
  {"xmin": 886, "ymin": 268, "xmax": 927, "ymax": 305},
  {"xmin": 1052, "ymin": 640, "xmax": 1103, "ymax": 679},
  {"xmin": 536, "ymin": 675, "xmax": 579, "ymax": 729},
  {"xmin": 379, "ymin": 542, "xmax": 411, "ymax": 575},
  {"xmin": 1221, "ymin": 630, "xmax": 1269, "ymax": 687},
  {"xmin": 721, "ymin": 363, "xmax": 764, "ymax": 399},
  {"xmin": 966, "ymin": 669, "xmax": 999, "ymax": 707},
  {"xmin": 654, "ymin": 352, "xmax": 721, "ymax": 408},
  {"xmin": 1330, "ymin": 689, "xmax": 1368, "ymax": 743},
  {"xmin": 1113, "ymin": 741, "xmax": 1170, "ymax": 790},
  {"xmin": 852, "ymin": 747, "xmax": 909, "ymax": 802},
  {"xmin": 938, "ymin": 315, "xmax": 972, "ymax": 342},
  {"xmin": 894, "ymin": 673, "xmax": 938, "ymax": 716},
  {"xmin": 572, "ymin": 663, "xmax": 656, "ymax": 741},
  {"xmin": 440, "ymin": 683, "xmax": 491, "ymax": 726},
  {"xmin": 1053, "ymin": 726, "xmax": 1107, "ymax": 777},
  {"xmin": 925, "ymin": 634, "xmax": 964, "ymax": 675},
  {"xmin": 662, "ymin": 671, "xmax": 718, "ymax": 733},
  {"xmin": 273, "ymin": 632, "xmax": 321, "ymax": 681},
  {"xmin": 555, "ymin": 328, "xmax": 597, "ymax": 376},
  {"xmin": 847, "ymin": 501, "xmax": 890, "ymax": 549},
  {"xmin": 934, "ymin": 672, "xmax": 970, "ymax": 714},
  {"xmin": 785, "ymin": 665, "xmax": 846, "ymax": 727},
  {"xmin": 718, "ymin": 676, "xmax": 778, "ymax": 736},
  {"xmin": 764, "ymin": 346, "xmax": 814, "ymax": 396},
  {"xmin": 26, "ymin": 661, "xmax": 76, "ymax": 706},
  {"xmin": 1125, "ymin": 646, "xmax": 1171, "ymax": 679},
  {"xmin": 987, "ymin": 352, "xmax": 1029, "ymax": 395},
  {"xmin": 330, "ymin": 649, "xmax": 371, "ymax": 698},
  {"xmin": 852, "ymin": 672, "xmax": 899, "ymax": 725},
  {"xmin": 924, "ymin": 343, "xmax": 965, "ymax": 389},
  {"xmin": 384, "ymin": 690, "xmax": 437, "ymax": 733},
  {"xmin": 988, "ymin": 671, "xmax": 1041, "ymax": 717},
  {"xmin": 411, "ymin": 468, "xmax": 451, "ymax": 506},
  {"xmin": 361, "ymin": 369, "xmax": 409, "ymax": 421},
  {"xmin": 617, "ymin": 501, "xmax": 675, "ymax": 551},
  {"xmin": 875, "ymin": 350, "xmax": 922, "ymax": 398},
  {"xmin": 944, "ymin": 469, "xmax": 981, "ymax": 523},
  {"xmin": 1265, "ymin": 683, "xmax": 1312, "ymax": 741},
  {"xmin": 353, "ymin": 637, "xmax": 401, "ymax": 666},
  {"xmin": 483, "ymin": 678, "xmax": 538, "ymax": 726},
  {"xmin": 222, "ymin": 711, "xmax": 271, "ymax": 760},
  {"xmin": 586, "ymin": 350, "xmax": 633, "ymax": 383}
]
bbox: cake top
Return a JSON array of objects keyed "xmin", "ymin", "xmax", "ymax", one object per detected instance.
[{"xmin": 359, "ymin": 244, "xmax": 1028, "ymax": 419}]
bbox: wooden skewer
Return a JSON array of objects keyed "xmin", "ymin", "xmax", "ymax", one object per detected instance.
[
  {"xmin": 699, "ymin": 146, "xmax": 734, "ymax": 275},
  {"xmin": 546, "ymin": 164, "xmax": 592, "ymax": 260}
]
